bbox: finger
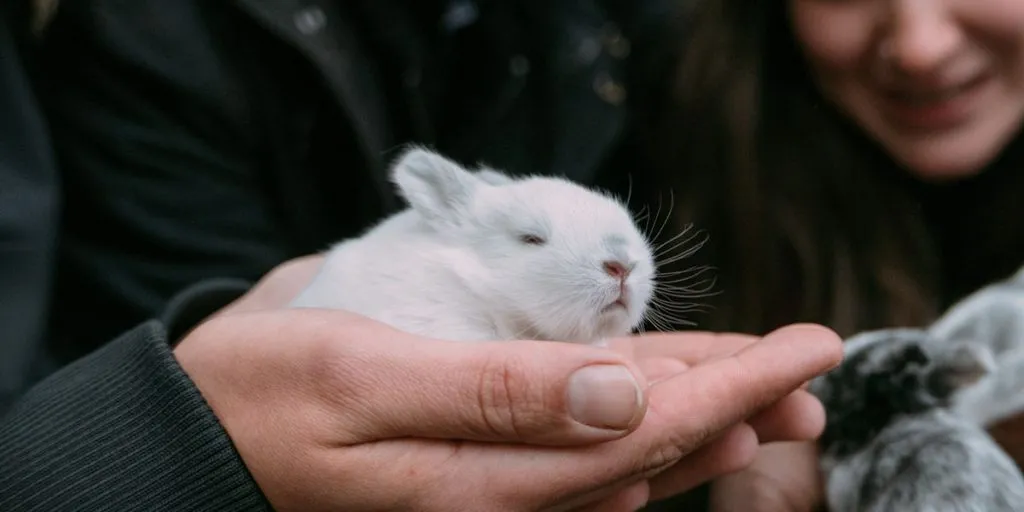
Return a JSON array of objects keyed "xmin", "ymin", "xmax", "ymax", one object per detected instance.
[
  {"xmin": 428, "ymin": 323, "xmax": 842, "ymax": 508},
  {"xmin": 640, "ymin": 324, "xmax": 841, "ymax": 451},
  {"xmin": 635, "ymin": 357, "xmax": 689, "ymax": 384},
  {"xmin": 647, "ymin": 422, "xmax": 760, "ymax": 501},
  {"xmin": 707, "ymin": 441, "xmax": 825, "ymax": 512},
  {"xmin": 322, "ymin": 319, "xmax": 651, "ymax": 446},
  {"xmin": 746, "ymin": 390, "xmax": 826, "ymax": 443},
  {"xmin": 608, "ymin": 331, "xmax": 760, "ymax": 365}
]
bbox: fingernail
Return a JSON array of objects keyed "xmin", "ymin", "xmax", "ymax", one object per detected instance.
[{"xmin": 568, "ymin": 364, "xmax": 643, "ymax": 430}]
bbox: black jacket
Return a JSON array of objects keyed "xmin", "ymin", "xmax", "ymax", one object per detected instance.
[
  {"xmin": 34, "ymin": 0, "xmax": 678, "ymax": 366},
  {"xmin": 0, "ymin": 0, "xmax": 59, "ymax": 414},
  {"xmin": 2, "ymin": 0, "xmax": 694, "ymax": 510}
]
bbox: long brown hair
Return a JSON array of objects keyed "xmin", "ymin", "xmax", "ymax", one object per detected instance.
[{"xmin": 637, "ymin": 0, "xmax": 943, "ymax": 337}]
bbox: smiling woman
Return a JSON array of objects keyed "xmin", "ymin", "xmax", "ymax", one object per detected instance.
[
  {"xmin": 788, "ymin": 0, "xmax": 1024, "ymax": 180},
  {"xmin": 640, "ymin": 0, "xmax": 1024, "ymax": 339}
]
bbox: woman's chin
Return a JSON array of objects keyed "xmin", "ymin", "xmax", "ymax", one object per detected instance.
[
  {"xmin": 891, "ymin": 148, "xmax": 997, "ymax": 184},
  {"xmin": 904, "ymin": 161, "xmax": 989, "ymax": 183},
  {"xmin": 870, "ymin": 113, "xmax": 1021, "ymax": 184}
]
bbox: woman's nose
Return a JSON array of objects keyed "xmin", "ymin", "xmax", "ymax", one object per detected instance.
[{"xmin": 882, "ymin": 0, "xmax": 963, "ymax": 77}]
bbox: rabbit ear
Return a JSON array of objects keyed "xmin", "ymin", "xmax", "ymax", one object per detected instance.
[
  {"xmin": 925, "ymin": 341, "xmax": 995, "ymax": 400},
  {"xmin": 475, "ymin": 167, "xmax": 516, "ymax": 186},
  {"xmin": 391, "ymin": 147, "xmax": 482, "ymax": 224},
  {"xmin": 1012, "ymin": 263, "xmax": 1024, "ymax": 283}
]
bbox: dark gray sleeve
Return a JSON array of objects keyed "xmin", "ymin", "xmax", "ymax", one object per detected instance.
[{"xmin": 0, "ymin": 279, "xmax": 272, "ymax": 512}]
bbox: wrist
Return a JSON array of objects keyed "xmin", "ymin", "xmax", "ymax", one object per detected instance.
[{"xmin": 160, "ymin": 278, "xmax": 253, "ymax": 347}]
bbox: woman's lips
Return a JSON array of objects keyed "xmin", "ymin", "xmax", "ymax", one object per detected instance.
[{"xmin": 877, "ymin": 72, "xmax": 993, "ymax": 132}]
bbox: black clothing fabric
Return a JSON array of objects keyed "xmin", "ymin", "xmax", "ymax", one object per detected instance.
[
  {"xmin": 916, "ymin": 140, "xmax": 1024, "ymax": 308},
  {"xmin": 33, "ymin": 0, "xmax": 678, "ymax": 367}
]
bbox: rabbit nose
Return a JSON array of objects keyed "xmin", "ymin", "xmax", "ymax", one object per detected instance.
[{"xmin": 602, "ymin": 260, "xmax": 632, "ymax": 279}]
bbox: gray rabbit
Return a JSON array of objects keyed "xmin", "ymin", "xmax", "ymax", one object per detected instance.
[{"xmin": 811, "ymin": 328, "xmax": 1024, "ymax": 512}]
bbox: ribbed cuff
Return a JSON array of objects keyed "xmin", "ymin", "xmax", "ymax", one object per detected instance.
[
  {"xmin": 161, "ymin": 277, "xmax": 253, "ymax": 347},
  {"xmin": 0, "ymin": 320, "xmax": 272, "ymax": 511}
]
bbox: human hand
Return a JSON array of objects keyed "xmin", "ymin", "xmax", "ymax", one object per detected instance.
[
  {"xmin": 605, "ymin": 334, "xmax": 832, "ymax": 506},
  {"xmin": 174, "ymin": 304, "xmax": 841, "ymax": 512},
  {"xmin": 708, "ymin": 441, "xmax": 825, "ymax": 512},
  {"xmin": 191, "ymin": 254, "xmax": 836, "ymax": 509},
  {"xmin": 214, "ymin": 254, "xmax": 325, "ymax": 315}
]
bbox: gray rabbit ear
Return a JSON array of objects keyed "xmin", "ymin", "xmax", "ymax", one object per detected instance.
[
  {"xmin": 1011, "ymin": 263, "xmax": 1024, "ymax": 283},
  {"xmin": 390, "ymin": 147, "xmax": 482, "ymax": 223},
  {"xmin": 926, "ymin": 341, "xmax": 995, "ymax": 399},
  {"xmin": 475, "ymin": 167, "xmax": 515, "ymax": 186}
]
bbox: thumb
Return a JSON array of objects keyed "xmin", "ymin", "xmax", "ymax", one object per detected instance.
[{"xmin": 336, "ymin": 333, "xmax": 650, "ymax": 446}]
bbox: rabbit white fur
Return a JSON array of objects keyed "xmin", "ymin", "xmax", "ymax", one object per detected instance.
[
  {"xmin": 289, "ymin": 147, "xmax": 656, "ymax": 344},
  {"xmin": 811, "ymin": 329, "xmax": 1024, "ymax": 512}
]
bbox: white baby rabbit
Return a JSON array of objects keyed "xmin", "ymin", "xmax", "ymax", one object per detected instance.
[
  {"xmin": 290, "ymin": 147, "xmax": 656, "ymax": 344},
  {"xmin": 811, "ymin": 328, "xmax": 1024, "ymax": 512}
]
